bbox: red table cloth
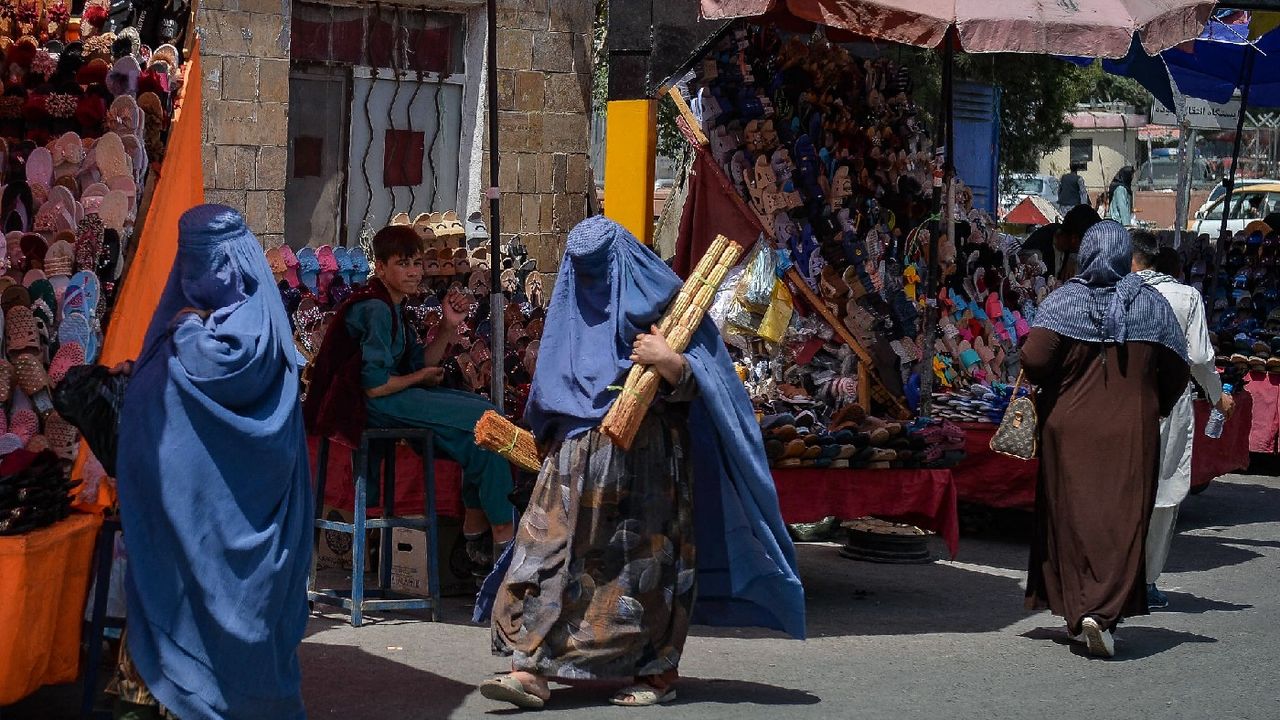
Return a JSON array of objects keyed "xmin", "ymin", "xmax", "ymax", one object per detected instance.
[
  {"xmin": 771, "ymin": 467, "xmax": 960, "ymax": 558},
  {"xmin": 952, "ymin": 395, "xmax": 1252, "ymax": 510},
  {"xmin": 307, "ymin": 436, "xmax": 464, "ymax": 517}
]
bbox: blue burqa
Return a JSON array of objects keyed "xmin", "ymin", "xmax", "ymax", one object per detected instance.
[
  {"xmin": 517, "ymin": 215, "xmax": 805, "ymax": 639},
  {"xmin": 117, "ymin": 205, "xmax": 313, "ymax": 719}
]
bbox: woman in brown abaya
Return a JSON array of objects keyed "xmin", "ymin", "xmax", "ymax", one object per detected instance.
[{"xmin": 1020, "ymin": 220, "xmax": 1189, "ymax": 658}]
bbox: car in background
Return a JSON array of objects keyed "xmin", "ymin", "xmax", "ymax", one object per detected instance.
[
  {"xmin": 999, "ymin": 173, "xmax": 1060, "ymax": 215},
  {"xmin": 1190, "ymin": 182, "xmax": 1280, "ymax": 236},
  {"xmin": 1135, "ymin": 157, "xmax": 1215, "ymax": 192}
]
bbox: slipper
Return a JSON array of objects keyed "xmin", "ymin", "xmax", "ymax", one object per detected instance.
[
  {"xmin": 64, "ymin": 270, "xmax": 100, "ymax": 319},
  {"xmin": 296, "ymin": 247, "xmax": 320, "ymax": 292},
  {"xmin": 46, "ymin": 412, "xmax": 79, "ymax": 462},
  {"xmin": 99, "ymin": 190, "xmax": 130, "ymax": 232},
  {"xmin": 0, "ymin": 433, "xmax": 22, "ymax": 457},
  {"xmin": 95, "ymin": 132, "xmax": 130, "ymax": 180},
  {"xmin": 333, "ymin": 246, "xmax": 352, "ymax": 284},
  {"xmin": 26, "ymin": 147, "xmax": 53, "ymax": 188},
  {"xmin": 279, "ymin": 245, "xmax": 301, "ymax": 288},
  {"xmin": 6, "ymin": 306, "xmax": 40, "ymax": 357},
  {"xmin": 48, "ymin": 341, "xmax": 85, "ymax": 385},
  {"xmin": 349, "ymin": 247, "xmax": 370, "ymax": 285},
  {"xmin": 610, "ymin": 684, "xmax": 677, "ymax": 707},
  {"xmin": 478, "ymin": 676, "xmax": 546, "ymax": 710},
  {"xmin": 59, "ymin": 311, "xmax": 97, "ymax": 364}
]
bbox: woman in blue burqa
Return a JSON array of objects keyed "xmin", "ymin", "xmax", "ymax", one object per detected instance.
[
  {"xmin": 1021, "ymin": 220, "xmax": 1188, "ymax": 659},
  {"xmin": 111, "ymin": 205, "xmax": 312, "ymax": 719},
  {"xmin": 477, "ymin": 216, "xmax": 804, "ymax": 710}
]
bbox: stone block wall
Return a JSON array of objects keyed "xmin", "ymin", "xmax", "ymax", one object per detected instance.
[
  {"xmin": 487, "ymin": 0, "xmax": 595, "ymax": 273},
  {"xmin": 195, "ymin": 0, "xmax": 291, "ymax": 249},
  {"xmin": 192, "ymin": 0, "xmax": 595, "ymax": 259}
]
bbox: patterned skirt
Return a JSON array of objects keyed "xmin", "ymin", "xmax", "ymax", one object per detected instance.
[{"xmin": 491, "ymin": 408, "xmax": 696, "ymax": 679}]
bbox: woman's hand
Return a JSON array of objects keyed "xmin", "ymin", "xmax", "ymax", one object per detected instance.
[
  {"xmin": 173, "ymin": 306, "xmax": 211, "ymax": 323},
  {"xmin": 108, "ymin": 360, "xmax": 135, "ymax": 376},
  {"xmin": 631, "ymin": 325, "xmax": 686, "ymax": 385}
]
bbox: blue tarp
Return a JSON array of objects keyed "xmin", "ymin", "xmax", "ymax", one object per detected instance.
[{"xmin": 1062, "ymin": 14, "xmax": 1280, "ymax": 112}]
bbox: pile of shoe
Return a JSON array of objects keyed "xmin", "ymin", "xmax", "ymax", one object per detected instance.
[
  {"xmin": 1208, "ymin": 222, "xmax": 1280, "ymax": 375},
  {"xmin": 761, "ymin": 404, "xmax": 966, "ymax": 470},
  {"xmin": 0, "ymin": 448, "xmax": 76, "ymax": 535},
  {"xmin": 689, "ymin": 25, "xmax": 933, "ymax": 392}
]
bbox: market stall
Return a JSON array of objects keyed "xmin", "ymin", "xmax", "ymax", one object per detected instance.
[
  {"xmin": 0, "ymin": 1, "xmax": 201, "ymax": 706},
  {"xmin": 650, "ymin": 0, "xmax": 1225, "ymax": 545}
]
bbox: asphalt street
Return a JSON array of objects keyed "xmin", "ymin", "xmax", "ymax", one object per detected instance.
[{"xmin": 9, "ymin": 473, "xmax": 1280, "ymax": 720}]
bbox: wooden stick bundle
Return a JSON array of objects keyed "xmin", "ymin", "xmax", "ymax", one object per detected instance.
[
  {"xmin": 474, "ymin": 410, "xmax": 542, "ymax": 473},
  {"xmin": 600, "ymin": 235, "xmax": 744, "ymax": 450}
]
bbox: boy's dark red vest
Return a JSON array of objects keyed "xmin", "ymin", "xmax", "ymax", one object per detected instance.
[{"xmin": 302, "ymin": 278, "xmax": 402, "ymax": 448}]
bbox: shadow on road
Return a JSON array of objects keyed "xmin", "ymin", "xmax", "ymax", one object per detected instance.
[
  {"xmin": 300, "ymin": 640, "xmax": 474, "ymax": 718},
  {"xmin": 693, "ymin": 541, "xmax": 1036, "ymax": 640},
  {"xmin": 1155, "ymin": 591, "xmax": 1253, "ymax": 615},
  {"xmin": 1019, "ymin": 625, "xmax": 1217, "ymax": 661},
  {"xmin": 483, "ymin": 677, "xmax": 819, "ymax": 714}
]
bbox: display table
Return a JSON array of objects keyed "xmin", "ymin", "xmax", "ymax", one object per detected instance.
[
  {"xmin": 952, "ymin": 395, "xmax": 1253, "ymax": 511},
  {"xmin": 771, "ymin": 468, "xmax": 960, "ymax": 558},
  {"xmin": 0, "ymin": 512, "xmax": 103, "ymax": 705},
  {"xmin": 307, "ymin": 436, "xmax": 465, "ymax": 517}
]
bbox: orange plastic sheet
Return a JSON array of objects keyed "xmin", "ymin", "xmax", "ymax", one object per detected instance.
[
  {"xmin": 0, "ymin": 511, "xmax": 103, "ymax": 704},
  {"xmin": 75, "ymin": 44, "xmax": 206, "ymax": 510}
]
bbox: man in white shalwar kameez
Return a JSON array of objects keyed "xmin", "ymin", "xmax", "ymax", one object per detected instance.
[{"xmin": 1132, "ymin": 236, "xmax": 1234, "ymax": 607}]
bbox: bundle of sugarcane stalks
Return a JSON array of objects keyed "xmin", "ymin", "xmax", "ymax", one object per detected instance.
[
  {"xmin": 600, "ymin": 234, "xmax": 744, "ymax": 450},
  {"xmin": 474, "ymin": 410, "xmax": 542, "ymax": 473}
]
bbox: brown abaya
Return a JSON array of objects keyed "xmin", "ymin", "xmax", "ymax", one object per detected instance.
[{"xmin": 1021, "ymin": 327, "xmax": 1189, "ymax": 634}]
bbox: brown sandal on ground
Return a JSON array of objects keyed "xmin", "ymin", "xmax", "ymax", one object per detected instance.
[
  {"xmin": 478, "ymin": 675, "xmax": 548, "ymax": 709},
  {"xmin": 610, "ymin": 675, "xmax": 677, "ymax": 707}
]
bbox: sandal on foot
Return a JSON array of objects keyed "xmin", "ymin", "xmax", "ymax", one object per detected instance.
[
  {"xmin": 478, "ymin": 675, "xmax": 547, "ymax": 709},
  {"xmin": 610, "ymin": 684, "xmax": 677, "ymax": 707}
]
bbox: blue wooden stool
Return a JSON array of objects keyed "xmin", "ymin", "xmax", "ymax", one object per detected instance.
[
  {"xmin": 80, "ymin": 517, "xmax": 124, "ymax": 719},
  {"xmin": 309, "ymin": 428, "xmax": 441, "ymax": 627}
]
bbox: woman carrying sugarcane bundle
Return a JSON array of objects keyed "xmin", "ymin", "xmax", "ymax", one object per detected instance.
[{"xmin": 477, "ymin": 216, "xmax": 804, "ymax": 710}]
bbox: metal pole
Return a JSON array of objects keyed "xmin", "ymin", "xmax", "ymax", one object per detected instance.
[
  {"xmin": 487, "ymin": 0, "xmax": 505, "ymax": 412},
  {"xmin": 1207, "ymin": 46, "xmax": 1256, "ymax": 313},
  {"xmin": 1173, "ymin": 123, "xmax": 1192, "ymax": 247},
  {"xmin": 919, "ymin": 27, "xmax": 955, "ymax": 417}
]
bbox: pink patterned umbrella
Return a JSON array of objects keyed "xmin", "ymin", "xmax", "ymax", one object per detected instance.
[{"xmin": 701, "ymin": 0, "xmax": 1216, "ymax": 58}]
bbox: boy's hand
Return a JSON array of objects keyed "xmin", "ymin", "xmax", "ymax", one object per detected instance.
[
  {"xmin": 441, "ymin": 289, "xmax": 470, "ymax": 330},
  {"xmin": 415, "ymin": 367, "xmax": 446, "ymax": 387}
]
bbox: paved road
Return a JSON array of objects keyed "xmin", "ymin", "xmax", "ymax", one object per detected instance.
[{"xmin": 9, "ymin": 474, "xmax": 1280, "ymax": 719}]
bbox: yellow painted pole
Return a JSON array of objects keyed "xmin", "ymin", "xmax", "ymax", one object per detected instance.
[{"xmin": 603, "ymin": 98, "xmax": 658, "ymax": 244}]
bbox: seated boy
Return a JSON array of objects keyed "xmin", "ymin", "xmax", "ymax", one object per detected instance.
[{"xmin": 305, "ymin": 225, "xmax": 514, "ymax": 564}]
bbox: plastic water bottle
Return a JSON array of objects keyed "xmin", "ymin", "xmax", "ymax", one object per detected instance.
[{"xmin": 1205, "ymin": 384, "xmax": 1233, "ymax": 439}]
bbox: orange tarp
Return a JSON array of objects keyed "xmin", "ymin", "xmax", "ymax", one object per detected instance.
[
  {"xmin": 76, "ymin": 43, "xmax": 206, "ymax": 510},
  {"xmin": 0, "ymin": 511, "xmax": 103, "ymax": 704}
]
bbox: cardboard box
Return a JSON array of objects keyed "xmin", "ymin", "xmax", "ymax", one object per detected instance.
[
  {"xmin": 315, "ymin": 505, "xmax": 378, "ymax": 572},
  {"xmin": 389, "ymin": 516, "xmax": 476, "ymax": 597}
]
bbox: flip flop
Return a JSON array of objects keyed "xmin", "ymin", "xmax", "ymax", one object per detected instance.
[
  {"xmin": 478, "ymin": 676, "xmax": 546, "ymax": 710},
  {"xmin": 66, "ymin": 270, "xmax": 100, "ymax": 318},
  {"xmin": 610, "ymin": 684, "xmax": 677, "ymax": 707}
]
